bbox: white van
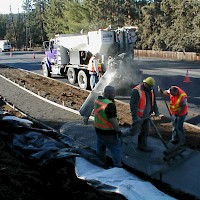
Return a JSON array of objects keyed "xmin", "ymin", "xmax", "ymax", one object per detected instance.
[{"xmin": 0, "ymin": 40, "xmax": 12, "ymax": 52}]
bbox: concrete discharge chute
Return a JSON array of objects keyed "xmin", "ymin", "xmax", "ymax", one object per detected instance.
[{"xmin": 79, "ymin": 54, "xmax": 142, "ymax": 122}]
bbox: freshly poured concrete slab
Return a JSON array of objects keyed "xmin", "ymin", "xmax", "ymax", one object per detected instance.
[{"xmin": 60, "ymin": 120, "xmax": 200, "ymax": 199}]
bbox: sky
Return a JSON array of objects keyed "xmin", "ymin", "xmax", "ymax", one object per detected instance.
[{"xmin": 0, "ymin": 0, "xmax": 24, "ymax": 14}]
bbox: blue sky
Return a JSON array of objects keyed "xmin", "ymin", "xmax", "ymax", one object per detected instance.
[{"xmin": 0, "ymin": 0, "xmax": 24, "ymax": 14}]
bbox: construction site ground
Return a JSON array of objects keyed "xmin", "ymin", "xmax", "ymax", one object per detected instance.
[{"xmin": 0, "ymin": 65, "xmax": 200, "ymax": 199}]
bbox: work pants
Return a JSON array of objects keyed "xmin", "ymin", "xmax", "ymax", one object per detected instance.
[
  {"xmin": 131, "ymin": 118, "xmax": 150, "ymax": 137},
  {"xmin": 172, "ymin": 114, "xmax": 187, "ymax": 145},
  {"xmin": 90, "ymin": 73, "xmax": 99, "ymax": 89},
  {"xmin": 96, "ymin": 133, "xmax": 122, "ymax": 168}
]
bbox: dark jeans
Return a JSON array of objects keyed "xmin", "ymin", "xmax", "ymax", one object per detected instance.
[
  {"xmin": 96, "ymin": 132, "xmax": 122, "ymax": 167},
  {"xmin": 172, "ymin": 113, "xmax": 187, "ymax": 145},
  {"xmin": 131, "ymin": 118, "xmax": 150, "ymax": 137}
]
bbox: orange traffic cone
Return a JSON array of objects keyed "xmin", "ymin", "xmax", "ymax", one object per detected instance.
[
  {"xmin": 33, "ymin": 53, "xmax": 35, "ymax": 59},
  {"xmin": 184, "ymin": 69, "xmax": 191, "ymax": 83}
]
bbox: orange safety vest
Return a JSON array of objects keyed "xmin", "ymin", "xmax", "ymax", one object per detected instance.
[
  {"xmin": 170, "ymin": 86, "xmax": 188, "ymax": 116},
  {"xmin": 88, "ymin": 56, "xmax": 103, "ymax": 72},
  {"xmin": 94, "ymin": 98, "xmax": 114, "ymax": 130},
  {"xmin": 134, "ymin": 84, "xmax": 155, "ymax": 117}
]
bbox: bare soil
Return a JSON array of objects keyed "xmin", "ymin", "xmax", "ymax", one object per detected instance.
[
  {"xmin": 0, "ymin": 66, "xmax": 199, "ymax": 150},
  {"xmin": 0, "ymin": 65, "xmax": 200, "ymax": 199}
]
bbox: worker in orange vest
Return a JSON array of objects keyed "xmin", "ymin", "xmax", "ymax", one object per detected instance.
[
  {"xmin": 159, "ymin": 86, "xmax": 188, "ymax": 146},
  {"xmin": 130, "ymin": 77, "xmax": 162, "ymax": 152},
  {"xmin": 88, "ymin": 53, "xmax": 102, "ymax": 89},
  {"xmin": 94, "ymin": 85, "xmax": 122, "ymax": 168}
]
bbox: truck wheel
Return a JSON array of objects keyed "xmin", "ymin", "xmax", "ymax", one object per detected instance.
[
  {"xmin": 42, "ymin": 63, "xmax": 51, "ymax": 78},
  {"xmin": 67, "ymin": 68, "xmax": 77, "ymax": 84},
  {"xmin": 78, "ymin": 70, "xmax": 89, "ymax": 90}
]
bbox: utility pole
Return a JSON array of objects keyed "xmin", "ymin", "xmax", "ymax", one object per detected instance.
[
  {"xmin": 23, "ymin": 12, "xmax": 28, "ymax": 51},
  {"xmin": 24, "ymin": 0, "xmax": 31, "ymax": 51},
  {"xmin": 26, "ymin": 17, "xmax": 28, "ymax": 51}
]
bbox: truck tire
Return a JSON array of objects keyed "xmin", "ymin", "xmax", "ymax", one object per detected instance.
[
  {"xmin": 78, "ymin": 70, "xmax": 89, "ymax": 90},
  {"xmin": 67, "ymin": 68, "xmax": 77, "ymax": 84},
  {"xmin": 42, "ymin": 63, "xmax": 51, "ymax": 78}
]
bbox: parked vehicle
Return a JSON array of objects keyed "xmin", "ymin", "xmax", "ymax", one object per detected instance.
[{"xmin": 0, "ymin": 40, "xmax": 12, "ymax": 52}]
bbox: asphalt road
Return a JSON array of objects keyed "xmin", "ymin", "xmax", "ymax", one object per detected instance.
[{"xmin": 0, "ymin": 51, "xmax": 200, "ymax": 126}]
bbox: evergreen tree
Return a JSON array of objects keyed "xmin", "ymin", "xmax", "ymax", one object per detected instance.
[
  {"xmin": 62, "ymin": 1, "xmax": 91, "ymax": 33},
  {"xmin": 6, "ymin": 12, "xmax": 25, "ymax": 50},
  {"xmin": 161, "ymin": 0, "xmax": 200, "ymax": 52},
  {"xmin": 0, "ymin": 0, "xmax": 199, "ymax": 52},
  {"xmin": 85, "ymin": 0, "xmax": 140, "ymax": 30},
  {"xmin": 43, "ymin": 0, "xmax": 67, "ymax": 38},
  {"xmin": 30, "ymin": 0, "xmax": 49, "ymax": 45},
  {"xmin": 0, "ymin": 15, "xmax": 8, "ymax": 39}
]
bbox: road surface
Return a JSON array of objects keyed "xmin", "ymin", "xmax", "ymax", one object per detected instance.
[{"xmin": 0, "ymin": 51, "xmax": 199, "ymax": 126}]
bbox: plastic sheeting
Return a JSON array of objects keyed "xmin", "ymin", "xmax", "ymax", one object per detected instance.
[
  {"xmin": 0, "ymin": 116, "xmax": 78, "ymax": 166},
  {"xmin": 2, "ymin": 115, "xmax": 33, "ymax": 127},
  {"xmin": 0, "ymin": 115, "xmax": 176, "ymax": 199},
  {"xmin": 75, "ymin": 157, "xmax": 176, "ymax": 200}
]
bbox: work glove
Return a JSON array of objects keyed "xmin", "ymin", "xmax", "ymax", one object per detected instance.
[
  {"xmin": 98, "ymin": 72, "xmax": 103, "ymax": 78},
  {"xmin": 152, "ymin": 112, "xmax": 164, "ymax": 118},
  {"xmin": 133, "ymin": 117, "xmax": 142, "ymax": 124},
  {"xmin": 158, "ymin": 86, "xmax": 163, "ymax": 94},
  {"xmin": 116, "ymin": 131, "xmax": 124, "ymax": 138},
  {"xmin": 158, "ymin": 114, "xmax": 164, "ymax": 118},
  {"xmin": 171, "ymin": 115, "xmax": 176, "ymax": 123},
  {"xmin": 120, "ymin": 127, "xmax": 131, "ymax": 137}
]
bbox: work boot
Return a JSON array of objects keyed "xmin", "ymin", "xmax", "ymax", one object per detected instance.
[
  {"xmin": 169, "ymin": 139, "xmax": 179, "ymax": 145},
  {"xmin": 138, "ymin": 135, "xmax": 153, "ymax": 152}
]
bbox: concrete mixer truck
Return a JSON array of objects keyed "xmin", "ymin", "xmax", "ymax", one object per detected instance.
[{"xmin": 41, "ymin": 26, "xmax": 137, "ymax": 90}]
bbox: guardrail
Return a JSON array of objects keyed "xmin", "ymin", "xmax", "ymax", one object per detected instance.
[{"xmin": 134, "ymin": 50, "xmax": 200, "ymax": 61}]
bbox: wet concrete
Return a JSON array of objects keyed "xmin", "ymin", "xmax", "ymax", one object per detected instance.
[{"xmin": 60, "ymin": 120, "xmax": 200, "ymax": 199}]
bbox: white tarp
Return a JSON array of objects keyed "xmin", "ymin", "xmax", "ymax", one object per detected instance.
[{"xmin": 75, "ymin": 157, "xmax": 176, "ymax": 200}]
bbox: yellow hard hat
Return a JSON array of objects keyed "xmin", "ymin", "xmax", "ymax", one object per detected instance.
[{"xmin": 143, "ymin": 77, "xmax": 155, "ymax": 86}]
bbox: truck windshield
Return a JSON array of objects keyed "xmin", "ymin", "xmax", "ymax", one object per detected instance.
[
  {"xmin": 43, "ymin": 41, "xmax": 50, "ymax": 51},
  {"xmin": 4, "ymin": 41, "xmax": 11, "ymax": 45}
]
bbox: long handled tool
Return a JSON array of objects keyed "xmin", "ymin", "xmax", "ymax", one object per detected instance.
[
  {"xmin": 148, "ymin": 117, "xmax": 169, "ymax": 150},
  {"xmin": 158, "ymin": 86, "xmax": 174, "ymax": 119},
  {"xmin": 158, "ymin": 86, "xmax": 179, "ymax": 133},
  {"xmin": 157, "ymin": 86, "xmax": 187, "ymax": 161},
  {"xmin": 149, "ymin": 115, "xmax": 186, "ymax": 161},
  {"xmin": 158, "ymin": 85, "xmax": 180, "ymax": 138},
  {"xmin": 163, "ymin": 95, "xmax": 171, "ymax": 117}
]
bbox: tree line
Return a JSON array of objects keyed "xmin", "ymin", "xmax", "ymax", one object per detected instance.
[{"xmin": 0, "ymin": 0, "xmax": 199, "ymax": 53}]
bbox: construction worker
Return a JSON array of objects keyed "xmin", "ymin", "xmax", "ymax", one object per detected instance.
[
  {"xmin": 159, "ymin": 86, "xmax": 188, "ymax": 146},
  {"xmin": 94, "ymin": 85, "xmax": 122, "ymax": 168},
  {"xmin": 130, "ymin": 77, "xmax": 162, "ymax": 152},
  {"xmin": 88, "ymin": 53, "xmax": 100, "ymax": 89}
]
